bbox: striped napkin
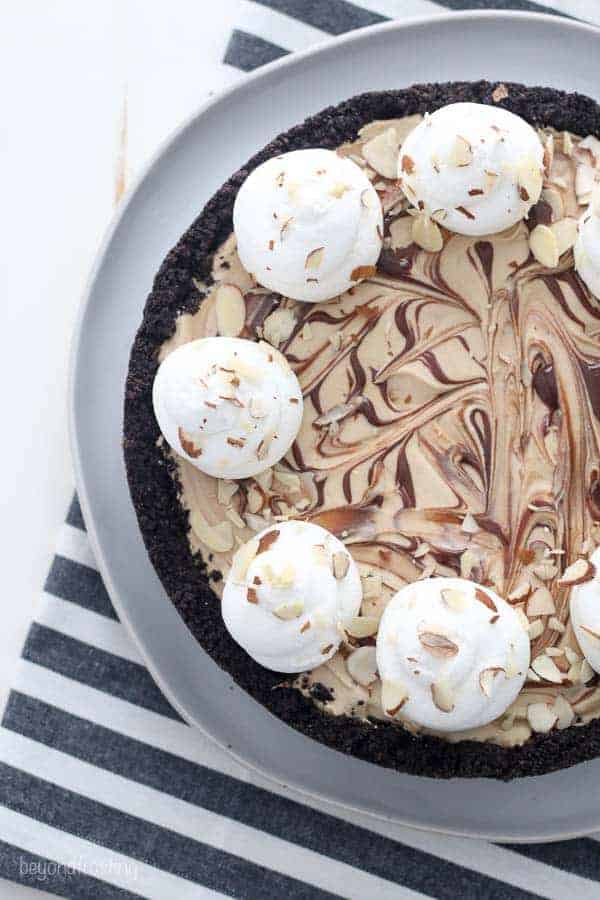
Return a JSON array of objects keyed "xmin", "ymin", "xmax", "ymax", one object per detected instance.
[{"xmin": 4, "ymin": 1, "xmax": 600, "ymax": 897}]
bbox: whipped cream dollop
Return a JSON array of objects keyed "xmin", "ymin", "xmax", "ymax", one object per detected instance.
[
  {"xmin": 152, "ymin": 336, "xmax": 303, "ymax": 478},
  {"xmin": 233, "ymin": 148, "xmax": 383, "ymax": 302},
  {"xmin": 569, "ymin": 549, "xmax": 600, "ymax": 674},
  {"xmin": 221, "ymin": 521, "xmax": 362, "ymax": 672},
  {"xmin": 398, "ymin": 102, "xmax": 544, "ymax": 236},
  {"xmin": 376, "ymin": 578, "xmax": 530, "ymax": 731},
  {"xmin": 574, "ymin": 189, "xmax": 600, "ymax": 298}
]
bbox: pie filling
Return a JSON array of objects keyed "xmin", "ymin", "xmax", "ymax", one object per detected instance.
[{"xmin": 159, "ymin": 115, "xmax": 600, "ymax": 747}]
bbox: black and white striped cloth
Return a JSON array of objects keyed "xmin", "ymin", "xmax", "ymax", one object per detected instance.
[{"xmin": 4, "ymin": 2, "xmax": 600, "ymax": 897}]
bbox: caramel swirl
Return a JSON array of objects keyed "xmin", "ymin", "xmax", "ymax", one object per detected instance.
[{"xmin": 161, "ymin": 118, "xmax": 600, "ymax": 747}]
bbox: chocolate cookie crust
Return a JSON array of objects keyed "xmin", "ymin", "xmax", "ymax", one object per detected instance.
[{"xmin": 124, "ymin": 81, "xmax": 600, "ymax": 779}]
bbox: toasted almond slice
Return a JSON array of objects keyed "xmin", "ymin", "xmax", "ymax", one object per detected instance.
[
  {"xmin": 418, "ymin": 631, "xmax": 459, "ymax": 658},
  {"xmin": 479, "ymin": 667, "xmax": 505, "ymax": 697},
  {"xmin": 492, "ymin": 83, "xmax": 509, "ymax": 102},
  {"xmin": 461, "ymin": 512, "xmax": 479, "ymax": 534},
  {"xmin": 558, "ymin": 557, "xmax": 596, "ymax": 585},
  {"xmin": 305, "ymin": 247, "xmax": 325, "ymax": 270},
  {"xmin": 528, "ymin": 619, "xmax": 544, "ymax": 640},
  {"xmin": 345, "ymin": 616, "xmax": 379, "ymax": 638},
  {"xmin": 575, "ymin": 163, "xmax": 595, "ymax": 203},
  {"xmin": 531, "ymin": 654, "xmax": 563, "ymax": 684},
  {"xmin": 531, "ymin": 561, "xmax": 558, "ymax": 581},
  {"xmin": 527, "ymin": 702, "xmax": 558, "ymax": 734},
  {"xmin": 215, "ymin": 283, "xmax": 246, "ymax": 338},
  {"xmin": 273, "ymin": 600, "xmax": 304, "ymax": 620},
  {"xmin": 508, "ymin": 579, "xmax": 531, "ymax": 601},
  {"xmin": 553, "ymin": 694, "xmax": 575, "ymax": 729},
  {"xmin": 581, "ymin": 659, "xmax": 595, "ymax": 683},
  {"xmin": 527, "ymin": 586, "xmax": 555, "ymax": 616},
  {"xmin": 274, "ymin": 469, "xmax": 301, "ymax": 493},
  {"xmin": 515, "ymin": 606, "xmax": 530, "ymax": 631},
  {"xmin": 517, "ymin": 157, "xmax": 543, "ymax": 203},
  {"xmin": 362, "ymin": 127, "xmax": 400, "ymax": 179},
  {"xmin": 563, "ymin": 131, "xmax": 574, "ymax": 157},
  {"xmin": 412, "ymin": 214, "xmax": 443, "ymax": 253},
  {"xmin": 565, "ymin": 647, "xmax": 581, "ymax": 665},
  {"xmin": 441, "ymin": 587, "xmax": 468, "ymax": 612},
  {"xmin": 551, "ymin": 217, "xmax": 578, "ymax": 256},
  {"xmin": 381, "ymin": 680, "xmax": 409, "ymax": 717},
  {"xmin": 447, "ymin": 135, "xmax": 473, "ymax": 167},
  {"xmin": 474, "ymin": 588, "xmax": 498, "ymax": 613},
  {"xmin": 361, "ymin": 572, "xmax": 383, "ymax": 599},
  {"xmin": 332, "ymin": 552, "xmax": 350, "ymax": 580},
  {"xmin": 231, "ymin": 537, "xmax": 259, "ymax": 581},
  {"xmin": 226, "ymin": 507, "xmax": 246, "ymax": 529},
  {"xmin": 346, "ymin": 646, "xmax": 378, "ymax": 686},
  {"xmin": 217, "ymin": 479, "xmax": 239, "ymax": 505},
  {"xmin": 460, "ymin": 548, "xmax": 478, "ymax": 579},
  {"xmin": 529, "ymin": 224, "xmax": 559, "ymax": 268},
  {"xmin": 413, "ymin": 542, "xmax": 431, "ymax": 559},
  {"xmin": 189, "ymin": 512, "xmax": 234, "ymax": 553},
  {"xmin": 389, "ymin": 215, "xmax": 413, "ymax": 251},
  {"xmin": 540, "ymin": 186, "xmax": 564, "ymax": 222},
  {"xmin": 431, "ymin": 680, "xmax": 455, "ymax": 712},
  {"xmin": 262, "ymin": 307, "xmax": 296, "ymax": 346},
  {"xmin": 548, "ymin": 616, "xmax": 566, "ymax": 633}
]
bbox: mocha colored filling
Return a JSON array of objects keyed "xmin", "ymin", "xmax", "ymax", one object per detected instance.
[
  {"xmin": 161, "ymin": 115, "xmax": 600, "ymax": 748},
  {"xmin": 124, "ymin": 82, "xmax": 600, "ymax": 778}
]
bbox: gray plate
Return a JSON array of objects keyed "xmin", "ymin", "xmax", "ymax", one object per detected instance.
[{"xmin": 70, "ymin": 11, "xmax": 600, "ymax": 841}]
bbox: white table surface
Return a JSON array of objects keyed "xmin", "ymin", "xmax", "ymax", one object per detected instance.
[{"xmin": 0, "ymin": 2, "xmax": 243, "ymax": 894}]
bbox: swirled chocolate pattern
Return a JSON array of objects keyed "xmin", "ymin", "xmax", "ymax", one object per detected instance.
[{"xmin": 161, "ymin": 118, "xmax": 600, "ymax": 747}]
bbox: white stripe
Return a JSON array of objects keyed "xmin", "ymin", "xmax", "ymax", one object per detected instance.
[
  {"xmin": 238, "ymin": 0, "xmax": 332, "ymax": 52},
  {"xmin": 0, "ymin": 728, "xmax": 425, "ymax": 900},
  {"xmin": 533, "ymin": 0, "xmax": 600, "ymax": 26},
  {"xmin": 37, "ymin": 592, "xmax": 144, "ymax": 665},
  {"xmin": 55, "ymin": 523, "xmax": 98, "ymax": 571},
  {"xmin": 11, "ymin": 661, "xmax": 600, "ymax": 899},
  {"xmin": 0, "ymin": 806, "xmax": 221, "ymax": 900},
  {"xmin": 345, "ymin": 0, "xmax": 444, "ymax": 19}
]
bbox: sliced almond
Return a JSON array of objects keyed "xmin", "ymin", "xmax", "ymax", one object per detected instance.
[
  {"xmin": 550, "ymin": 217, "xmax": 578, "ymax": 256},
  {"xmin": 381, "ymin": 680, "xmax": 409, "ymax": 717},
  {"xmin": 447, "ymin": 135, "xmax": 472, "ymax": 167},
  {"xmin": 178, "ymin": 427, "xmax": 202, "ymax": 459},
  {"xmin": 346, "ymin": 646, "xmax": 378, "ymax": 687},
  {"xmin": 418, "ymin": 631, "xmax": 459, "ymax": 658},
  {"xmin": 305, "ymin": 247, "xmax": 325, "ymax": 270},
  {"xmin": 345, "ymin": 616, "xmax": 379, "ymax": 638},
  {"xmin": 226, "ymin": 507, "xmax": 246, "ymax": 529},
  {"xmin": 441, "ymin": 587, "xmax": 468, "ymax": 612},
  {"xmin": 550, "ymin": 618, "xmax": 566, "ymax": 638},
  {"xmin": 492, "ymin": 83, "xmax": 509, "ymax": 102},
  {"xmin": 531, "ymin": 654, "xmax": 563, "ymax": 684},
  {"xmin": 411, "ymin": 214, "xmax": 443, "ymax": 253},
  {"xmin": 576, "ymin": 163, "xmax": 595, "ymax": 205},
  {"xmin": 581, "ymin": 659, "xmax": 595, "ymax": 683},
  {"xmin": 527, "ymin": 702, "xmax": 558, "ymax": 734},
  {"xmin": 431, "ymin": 680, "xmax": 455, "ymax": 713},
  {"xmin": 540, "ymin": 186, "xmax": 564, "ymax": 222},
  {"xmin": 217, "ymin": 479, "xmax": 239, "ymax": 506},
  {"xmin": 474, "ymin": 588, "xmax": 498, "ymax": 614},
  {"xmin": 565, "ymin": 646, "xmax": 581, "ymax": 665},
  {"xmin": 527, "ymin": 586, "xmax": 555, "ymax": 616},
  {"xmin": 362, "ymin": 127, "xmax": 400, "ymax": 179},
  {"xmin": 563, "ymin": 131, "xmax": 574, "ymax": 157},
  {"xmin": 262, "ymin": 307, "xmax": 296, "ymax": 346},
  {"xmin": 273, "ymin": 600, "xmax": 304, "ymax": 620},
  {"xmin": 231, "ymin": 537, "xmax": 259, "ymax": 581},
  {"xmin": 332, "ymin": 552, "xmax": 350, "ymax": 580},
  {"xmin": 558, "ymin": 557, "xmax": 595, "ymax": 585},
  {"xmin": 528, "ymin": 619, "xmax": 544, "ymax": 640},
  {"xmin": 508, "ymin": 579, "xmax": 531, "ymax": 601},
  {"xmin": 461, "ymin": 512, "xmax": 479, "ymax": 534},
  {"xmin": 531, "ymin": 561, "xmax": 558, "ymax": 581},
  {"xmin": 361, "ymin": 572, "xmax": 383, "ymax": 600},
  {"xmin": 460, "ymin": 548, "xmax": 479, "ymax": 579},
  {"xmin": 215, "ymin": 283, "xmax": 246, "ymax": 337},
  {"xmin": 553, "ymin": 694, "xmax": 575, "ymax": 729},
  {"xmin": 529, "ymin": 224, "xmax": 559, "ymax": 268},
  {"xmin": 479, "ymin": 667, "xmax": 505, "ymax": 697},
  {"xmin": 517, "ymin": 157, "xmax": 543, "ymax": 203},
  {"xmin": 189, "ymin": 512, "xmax": 234, "ymax": 553}
]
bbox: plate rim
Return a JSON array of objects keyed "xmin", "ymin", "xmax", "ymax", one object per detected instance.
[{"xmin": 70, "ymin": 8, "xmax": 600, "ymax": 843}]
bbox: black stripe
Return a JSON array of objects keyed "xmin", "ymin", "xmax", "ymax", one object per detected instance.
[
  {"xmin": 66, "ymin": 494, "xmax": 86, "ymax": 532},
  {"xmin": 253, "ymin": 0, "xmax": 387, "ymax": 34},
  {"xmin": 503, "ymin": 839, "xmax": 600, "ymax": 881},
  {"xmin": 45, "ymin": 555, "xmax": 117, "ymax": 620},
  {"xmin": 0, "ymin": 838, "xmax": 139, "ymax": 899},
  {"xmin": 21, "ymin": 624, "xmax": 182, "ymax": 722},
  {"xmin": 0, "ymin": 762, "xmax": 341, "ymax": 900},
  {"xmin": 4, "ymin": 692, "xmax": 544, "ymax": 900},
  {"xmin": 224, "ymin": 28, "xmax": 289, "ymax": 72},
  {"xmin": 432, "ymin": 0, "xmax": 569, "ymax": 17}
]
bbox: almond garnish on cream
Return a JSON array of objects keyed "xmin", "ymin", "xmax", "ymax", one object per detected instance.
[{"xmin": 376, "ymin": 578, "xmax": 530, "ymax": 731}]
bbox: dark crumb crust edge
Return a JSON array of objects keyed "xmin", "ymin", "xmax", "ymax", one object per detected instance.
[{"xmin": 124, "ymin": 80, "xmax": 600, "ymax": 780}]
